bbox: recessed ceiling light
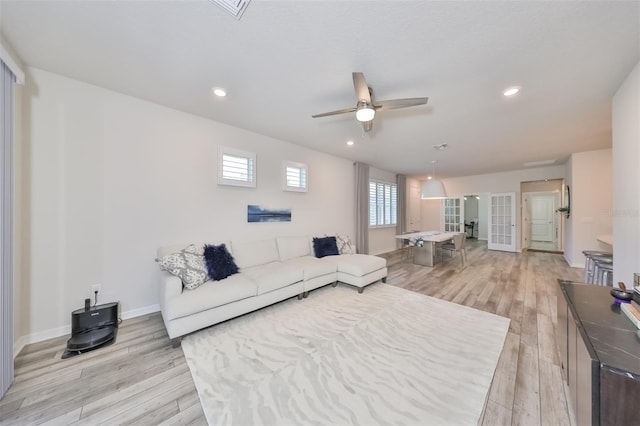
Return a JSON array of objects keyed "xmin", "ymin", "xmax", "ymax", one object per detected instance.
[
  {"xmin": 212, "ymin": 87, "xmax": 227, "ymax": 97},
  {"xmin": 346, "ymin": 140, "xmax": 354, "ymax": 146},
  {"xmin": 503, "ymin": 87, "xmax": 520, "ymax": 97}
]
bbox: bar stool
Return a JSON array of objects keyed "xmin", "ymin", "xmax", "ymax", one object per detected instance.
[
  {"xmin": 582, "ymin": 250, "xmax": 612, "ymax": 283},
  {"xmin": 592, "ymin": 258, "xmax": 614, "ymax": 286}
]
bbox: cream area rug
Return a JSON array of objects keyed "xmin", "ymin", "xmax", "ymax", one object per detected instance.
[{"xmin": 181, "ymin": 283, "xmax": 510, "ymax": 426}]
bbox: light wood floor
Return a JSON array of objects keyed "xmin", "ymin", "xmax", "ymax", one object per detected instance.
[{"xmin": 1, "ymin": 239, "xmax": 583, "ymax": 425}]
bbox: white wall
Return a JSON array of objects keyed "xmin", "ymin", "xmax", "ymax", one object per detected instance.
[
  {"xmin": 565, "ymin": 149, "xmax": 612, "ymax": 267},
  {"xmin": 419, "ymin": 165, "xmax": 567, "ymax": 251},
  {"xmin": 19, "ymin": 67, "xmax": 355, "ymax": 343},
  {"xmin": 420, "ymin": 199, "xmax": 442, "ymax": 231},
  {"xmin": 369, "ymin": 167, "xmax": 397, "ymax": 255},
  {"xmin": 564, "ymin": 157, "xmax": 574, "ymax": 263},
  {"xmin": 406, "ymin": 177, "xmax": 422, "ymax": 232},
  {"xmin": 612, "ymin": 61, "xmax": 640, "ymax": 286}
]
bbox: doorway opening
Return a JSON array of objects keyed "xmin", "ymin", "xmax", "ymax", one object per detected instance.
[
  {"xmin": 521, "ymin": 179, "xmax": 564, "ymax": 253},
  {"xmin": 463, "ymin": 195, "xmax": 479, "ymax": 239}
]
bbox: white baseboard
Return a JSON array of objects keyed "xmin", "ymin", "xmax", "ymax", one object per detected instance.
[
  {"xmin": 563, "ymin": 254, "xmax": 584, "ymax": 269},
  {"xmin": 13, "ymin": 335, "xmax": 28, "ymax": 359},
  {"xmin": 13, "ymin": 303, "xmax": 161, "ymax": 359},
  {"xmin": 121, "ymin": 304, "xmax": 160, "ymax": 320}
]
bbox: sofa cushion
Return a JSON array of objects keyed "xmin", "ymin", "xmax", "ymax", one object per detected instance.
[
  {"xmin": 165, "ymin": 273, "xmax": 258, "ymax": 320},
  {"xmin": 203, "ymin": 243, "xmax": 239, "ymax": 281},
  {"xmin": 282, "ymin": 256, "xmax": 337, "ymax": 281},
  {"xmin": 335, "ymin": 235, "xmax": 355, "ymax": 255},
  {"xmin": 276, "ymin": 236, "xmax": 312, "ymax": 261},
  {"xmin": 313, "ymin": 236, "xmax": 339, "ymax": 258},
  {"xmin": 242, "ymin": 262, "xmax": 303, "ymax": 294},
  {"xmin": 231, "ymin": 239, "xmax": 280, "ymax": 269},
  {"xmin": 322, "ymin": 254, "xmax": 387, "ymax": 277},
  {"xmin": 156, "ymin": 245, "xmax": 209, "ymax": 290}
]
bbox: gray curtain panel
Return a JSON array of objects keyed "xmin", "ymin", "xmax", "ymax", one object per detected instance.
[
  {"xmin": 354, "ymin": 162, "xmax": 369, "ymax": 254},
  {"xmin": 396, "ymin": 174, "xmax": 407, "ymax": 249},
  {"xmin": 1, "ymin": 59, "xmax": 16, "ymax": 399}
]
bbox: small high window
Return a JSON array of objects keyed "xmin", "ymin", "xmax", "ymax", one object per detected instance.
[
  {"xmin": 218, "ymin": 147, "xmax": 256, "ymax": 188},
  {"xmin": 283, "ymin": 161, "xmax": 308, "ymax": 192}
]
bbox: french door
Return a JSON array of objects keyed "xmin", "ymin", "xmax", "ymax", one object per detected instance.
[
  {"xmin": 488, "ymin": 192, "xmax": 516, "ymax": 252},
  {"xmin": 442, "ymin": 197, "xmax": 464, "ymax": 232}
]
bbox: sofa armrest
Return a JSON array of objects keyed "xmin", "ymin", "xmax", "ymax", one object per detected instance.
[{"xmin": 159, "ymin": 270, "xmax": 182, "ymax": 311}]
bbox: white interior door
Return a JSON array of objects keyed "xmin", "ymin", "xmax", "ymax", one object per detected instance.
[
  {"xmin": 530, "ymin": 195, "xmax": 554, "ymax": 242},
  {"xmin": 488, "ymin": 192, "xmax": 516, "ymax": 252},
  {"xmin": 441, "ymin": 197, "xmax": 464, "ymax": 232}
]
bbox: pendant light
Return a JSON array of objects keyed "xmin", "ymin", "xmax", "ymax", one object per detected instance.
[{"xmin": 421, "ymin": 161, "xmax": 447, "ymax": 199}]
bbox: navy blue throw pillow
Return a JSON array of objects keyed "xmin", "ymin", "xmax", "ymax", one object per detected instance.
[
  {"xmin": 313, "ymin": 236, "xmax": 339, "ymax": 258},
  {"xmin": 203, "ymin": 244, "xmax": 239, "ymax": 281}
]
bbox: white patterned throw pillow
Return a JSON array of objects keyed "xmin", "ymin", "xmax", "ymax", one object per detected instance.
[
  {"xmin": 335, "ymin": 235, "xmax": 355, "ymax": 255},
  {"xmin": 156, "ymin": 244, "xmax": 209, "ymax": 290}
]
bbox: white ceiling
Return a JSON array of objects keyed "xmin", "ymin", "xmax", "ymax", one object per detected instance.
[{"xmin": 1, "ymin": 0, "xmax": 638, "ymax": 179}]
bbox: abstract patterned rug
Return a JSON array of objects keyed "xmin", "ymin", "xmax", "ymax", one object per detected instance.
[{"xmin": 181, "ymin": 283, "xmax": 510, "ymax": 425}]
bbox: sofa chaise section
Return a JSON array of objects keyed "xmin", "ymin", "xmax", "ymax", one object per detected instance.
[{"xmin": 322, "ymin": 254, "xmax": 388, "ymax": 293}]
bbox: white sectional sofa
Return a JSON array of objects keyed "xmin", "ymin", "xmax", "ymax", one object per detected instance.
[{"xmin": 158, "ymin": 236, "xmax": 387, "ymax": 343}]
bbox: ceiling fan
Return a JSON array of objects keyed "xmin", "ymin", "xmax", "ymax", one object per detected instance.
[{"xmin": 312, "ymin": 72, "xmax": 429, "ymax": 132}]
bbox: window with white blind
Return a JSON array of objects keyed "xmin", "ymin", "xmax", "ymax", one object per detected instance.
[
  {"xmin": 283, "ymin": 161, "xmax": 308, "ymax": 192},
  {"xmin": 218, "ymin": 147, "xmax": 256, "ymax": 188},
  {"xmin": 369, "ymin": 180, "xmax": 397, "ymax": 227}
]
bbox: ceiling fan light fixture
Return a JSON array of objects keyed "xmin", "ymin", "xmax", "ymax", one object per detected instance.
[{"xmin": 355, "ymin": 102, "xmax": 376, "ymax": 122}]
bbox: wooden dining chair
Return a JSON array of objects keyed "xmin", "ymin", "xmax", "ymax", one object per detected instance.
[{"xmin": 438, "ymin": 233, "xmax": 467, "ymax": 266}]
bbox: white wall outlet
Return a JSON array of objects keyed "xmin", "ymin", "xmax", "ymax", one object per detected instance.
[{"xmin": 91, "ymin": 284, "xmax": 101, "ymax": 294}]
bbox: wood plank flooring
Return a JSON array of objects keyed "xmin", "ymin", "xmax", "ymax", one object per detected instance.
[{"xmin": 1, "ymin": 239, "xmax": 583, "ymax": 425}]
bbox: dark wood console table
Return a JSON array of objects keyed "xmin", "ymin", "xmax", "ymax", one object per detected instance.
[{"xmin": 557, "ymin": 280, "xmax": 640, "ymax": 426}]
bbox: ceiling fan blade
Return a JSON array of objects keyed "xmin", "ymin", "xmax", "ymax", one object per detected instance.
[
  {"xmin": 361, "ymin": 120, "xmax": 373, "ymax": 133},
  {"xmin": 375, "ymin": 97, "xmax": 429, "ymax": 110},
  {"xmin": 352, "ymin": 72, "xmax": 372, "ymax": 103},
  {"xmin": 311, "ymin": 107, "xmax": 357, "ymax": 118}
]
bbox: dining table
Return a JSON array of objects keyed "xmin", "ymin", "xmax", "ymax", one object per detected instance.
[{"xmin": 395, "ymin": 231, "xmax": 460, "ymax": 267}]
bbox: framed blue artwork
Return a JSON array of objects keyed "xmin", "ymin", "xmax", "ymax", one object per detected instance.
[{"xmin": 248, "ymin": 205, "xmax": 291, "ymax": 223}]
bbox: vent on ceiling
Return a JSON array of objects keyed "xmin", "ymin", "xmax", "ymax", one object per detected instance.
[
  {"xmin": 523, "ymin": 159, "xmax": 556, "ymax": 167},
  {"xmin": 209, "ymin": 0, "xmax": 251, "ymax": 19}
]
